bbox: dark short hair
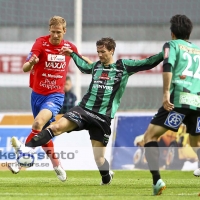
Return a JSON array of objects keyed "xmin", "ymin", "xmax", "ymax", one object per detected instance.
[
  {"xmin": 96, "ymin": 37, "xmax": 116, "ymax": 52},
  {"xmin": 170, "ymin": 15, "xmax": 193, "ymax": 40}
]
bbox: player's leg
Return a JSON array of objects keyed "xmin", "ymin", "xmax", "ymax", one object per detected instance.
[
  {"xmin": 26, "ymin": 106, "xmax": 86, "ymax": 147},
  {"xmin": 184, "ymin": 112, "xmax": 200, "ymax": 176},
  {"xmin": 28, "ymin": 92, "xmax": 63, "ymax": 169},
  {"xmin": 91, "ymin": 140, "xmax": 113, "ymax": 185},
  {"xmin": 25, "ymin": 109, "xmax": 63, "ymax": 170},
  {"xmin": 26, "ymin": 117, "xmax": 78, "ymax": 146},
  {"xmin": 144, "ymin": 124, "xmax": 167, "ymax": 195},
  {"xmin": 26, "ymin": 116, "xmax": 78, "ymax": 181},
  {"xmin": 28, "ymin": 93, "xmax": 67, "ymax": 180},
  {"xmin": 9, "ymin": 109, "xmax": 53, "ymax": 174},
  {"xmin": 7, "ymin": 137, "xmax": 24, "ymax": 174},
  {"xmin": 143, "ymin": 107, "xmax": 186, "ymax": 195},
  {"xmin": 29, "ymin": 109, "xmax": 61, "ymax": 167},
  {"xmin": 190, "ymin": 135, "xmax": 200, "ymax": 176},
  {"xmin": 8, "ymin": 110, "xmax": 49, "ymax": 174},
  {"xmin": 88, "ymin": 113, "xmax": 113, "ymax": 185},
  {"xmin": 25, "ymin": 107, "xmax": 83, "ymax": 181}
]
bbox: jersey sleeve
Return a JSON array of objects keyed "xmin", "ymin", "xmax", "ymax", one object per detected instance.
[
  {"xmin": 29, "ymin": 38, "xmax": 43, "ymax": 58},
  {"xmin": 25, "ymin": 38, "xmax": 43, "ymax": 63},
  {"xmin": 163, "ymin": 41, "xmax": 176, "ymax": 68},
  {"xmin": 121, "ymin": 52, "xmax": 163, "ymax": 74},
  {"xmin": 71, "ymin": 52, "xmax": 94, "ymax": 74},
  {"xmin": 69, "ymin": 42, "xmax": 78, "ymax": 53}
]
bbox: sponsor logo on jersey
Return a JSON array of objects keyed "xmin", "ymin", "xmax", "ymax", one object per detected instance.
[
  {"xmin": 102, "ymin": 68, "xmax": 114, "ymax": 71},
  {"xmin": 93, "ymin": 84, "xmax": 113, "ymax": 91},
  {"xmin": 47, "ymin": 54, "xmax": 65, "ymax": 62},
  {"xmin": 179, "ymin": 92, "xmax": 200, "ymax": 108},
  {"xmin": 94, "ymin": 68, "xmax": 123, "ymax": 72},
  {"xmin": 164, "ymin": 111, "xmax": 185, "ymax": 129},
  {"xmin": 39, "ymin": 78, "xmax": 61, "ymax": 90},
  {"xmin": 179, "ymin": 44, "xmax": 200, "ymax": 55},
  {"xmin": 172, "ymin": 79, "xmax": 192, "ymax": 86},
  {"xmin": 179, "ymin": 75, "xmax": 186, "ymax": 79},
  {"xmin": 42, "ymin": 73, "xmax": 63, "ymax": 79},
  {"xmin": 94, "ymin": 80, "xmax": 103, "ymax": 84},
  {"xmin": 196, "ymin": 117, "xmax": 200, "ymax": 133},
  {"xmin": 99, "ymin": 73, "xmax": 110, "ymax": 80},
  {"xmin": 45, "ymin": 62, "xmax": 66, "ymax": 70}
]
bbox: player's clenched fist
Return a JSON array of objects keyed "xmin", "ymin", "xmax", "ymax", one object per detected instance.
[
  {"xmin": 23, "ymin": 53, "xmax": 39, "ymax": 72},
  {"xmin": 29, "ymin": 54, "xmax": 39, "ymax": 65}
]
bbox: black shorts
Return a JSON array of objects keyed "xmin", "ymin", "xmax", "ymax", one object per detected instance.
[
  {"xmin": 62, "ymin": 106, "xmax": 111, "ymax": 146},
  {"xmin": 151, "ymin": 106, "xmax": 200, "ymax": 136}
]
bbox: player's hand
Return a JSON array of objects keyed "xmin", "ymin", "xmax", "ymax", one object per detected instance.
[
  {"xmin": 163, "ymin": 91, "xmax": 174, "ymax": 111},
  {"xmin": 59, "ymin": 47, "xmax": 73, "ymax": 56},
  {"xmin": 29, "ymin": 54, "xmax": 39, "ymax": 66}
]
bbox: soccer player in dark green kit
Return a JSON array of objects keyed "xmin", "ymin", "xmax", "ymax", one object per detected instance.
[
  {"xmin": 143, "ymin": 14, "xmax": 200, "ymax": 195},
  {"xmin": 12, "ymin": 37, "xmax": 163, "ymax": 185}
]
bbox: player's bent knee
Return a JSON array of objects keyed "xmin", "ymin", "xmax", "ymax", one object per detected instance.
[
  {"xmin": 32, "ymin": 120, "xmax": 43, "ymax": 130},
  {"xmin": 48, "ymin": 124, "xmax": 62, "ymax": 136}
]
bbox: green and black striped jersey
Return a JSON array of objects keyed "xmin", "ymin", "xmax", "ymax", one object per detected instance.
[
  {"xmin": 71, "ymin": 52, "xmax": 163, "ymax": 118},
  {"xmin": 163, "ymin": 39, "xmax": 200, "ymax": 110}
]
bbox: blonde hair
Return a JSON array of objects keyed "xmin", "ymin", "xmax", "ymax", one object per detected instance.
[{"xmin": 49, "ymin": 16, "xmax": 67, "ymax": 30}]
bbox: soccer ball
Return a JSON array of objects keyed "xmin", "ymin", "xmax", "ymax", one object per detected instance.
[{"xmin": 16, "ymin": 146, "xmax": 35, "ymax": 168}]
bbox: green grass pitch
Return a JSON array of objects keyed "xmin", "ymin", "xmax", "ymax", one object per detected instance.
[{"xmin": 0, "ymin": 170, "xmax": 200, "ymax": 200}]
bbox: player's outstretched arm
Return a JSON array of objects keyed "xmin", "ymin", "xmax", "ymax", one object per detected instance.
[
  {"xmin": 59, "ymin": 47, "xmax": 93, "ymax": 64},
  {"xmin": 82, "ymin": 56, "xmax": 93, "ymax": 64},
  {"xmin": 60, "ymin": 47, "xmax": 93, "ymax": 74},
  {"xmin": 122, "ymin": 52, "xmax": 163, "ymax": 74}
]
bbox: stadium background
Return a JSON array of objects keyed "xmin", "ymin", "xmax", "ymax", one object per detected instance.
[{"xmin": 0, "ymin": 0, "xmax": 199, "ymax": 171}]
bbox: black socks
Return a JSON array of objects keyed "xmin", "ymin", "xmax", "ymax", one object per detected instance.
[
  {"xmin": 144, "ymin": 141, "xmax": 161, "ymax": 185},
  {"xmin": 98, "ymin": 159, "xmax": 110, "ymax": 183},
  {"xmin": 26, "ymin": 128, "xmax": 55, "ymax": 147}
]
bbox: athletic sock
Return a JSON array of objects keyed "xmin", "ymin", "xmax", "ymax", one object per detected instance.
[
  {"xmin": 42, "ymin": 140, "xmax": 60, "ymax": 167},
  {"xmin": 25, "ymin": 129, "xmax": 59, "ymax": 167},
  {"xmin": 98, "ymin": 159, "xmax": 110, "ymax": 183},
  {"xmin": 25, "ymin": 128, "xmax": 54, "ymax": 147},
  {"xmin": 25, "ymin": 129, "xmax": 40, "ymax": 143},
  {"xmin": 144, "ymin": 141, "xmax": 161, "ymax": 185}
]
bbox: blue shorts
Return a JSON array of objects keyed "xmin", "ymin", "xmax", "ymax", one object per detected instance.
[{"xmin": 31, "ymin": 91, "xmax": 64, "ymax": 123}]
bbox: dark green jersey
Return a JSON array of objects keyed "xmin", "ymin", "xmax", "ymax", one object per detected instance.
[
  {"xmin": 163, "ymin": 39, "xmax": 200, "ymax": 110},
  {"xmin": 71, "ymin": 52, "xmax": 163, "ymax": 118}
]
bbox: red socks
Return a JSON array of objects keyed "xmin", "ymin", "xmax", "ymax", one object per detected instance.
[{"xmin": 25, "ymin": 129, "xmax": 60, "ymax": 167}]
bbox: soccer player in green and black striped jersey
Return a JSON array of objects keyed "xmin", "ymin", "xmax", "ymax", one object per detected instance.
[
  {"xmin": 143, "ymin": 14, "xmax": 200, "ymax": 195},
  {"xmin": 25, "ymin": 37, "xmax": 163, "ymax": 185}
]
